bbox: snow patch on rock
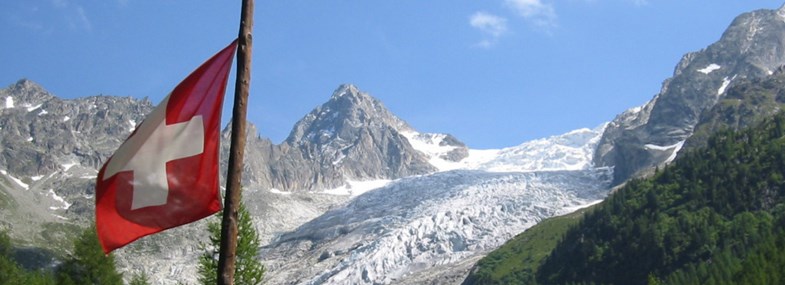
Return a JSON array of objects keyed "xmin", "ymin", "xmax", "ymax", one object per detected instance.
[
  {"xmin": 47, "ymin": 189, "xmax": 72, "ymax": 210},
  {"xmin": 1, "ymin": 170, "xmax": 30, "ymax": 190},
  {"xmin": 400, "ymin": 131, "xmax": 462, "ymax": 171},
  {"xmin": 718, "ymin": 76, "xmax": 734, "ymax": 96},
  {"xmin": 26, "ymin": 103, "xmax": 42, "ymax": 112},
  {"xmin": 698, "ymin": 63, "xmax": 721, "ymax": 74},
  {"xmin": 644, "ymin": 140, "xmax": 686, "ymax": 164}
]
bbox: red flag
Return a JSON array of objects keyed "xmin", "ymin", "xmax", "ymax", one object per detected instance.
[{"xmin": 96, "ymin": 40, "xmax": 237, "ymax": 253}]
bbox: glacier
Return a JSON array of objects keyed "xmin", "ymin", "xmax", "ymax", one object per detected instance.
[
  {"xmin": 258, "ymin": 125, "xmax": 613, "ymax": 284},
  {"xmin": 95, "ymin": 118, "xmax": 612, "ymax": 285}
]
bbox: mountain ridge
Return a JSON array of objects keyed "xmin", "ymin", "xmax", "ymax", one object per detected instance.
[
  {"xmin": 0, "ymin": 79, "xmax": 480, "ymax": 284},
  {"xmin": 595, "ymin": 4, "xmax": 785, "ymax": 184},
  {"xmin": 2, "ymin": 4, "xmax": 784, "ymax": 284}
]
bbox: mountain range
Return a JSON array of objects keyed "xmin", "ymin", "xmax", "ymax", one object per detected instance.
[{"xmin": 2, "ymin": 3, "xmax": 785, "ymax": 285}]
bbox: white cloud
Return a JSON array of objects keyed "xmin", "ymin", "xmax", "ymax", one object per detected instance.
[
  {"xmin": 469, "ymin": 11, "xmax": 508, "ymax": 48},
  {"xmin": 504, "ymin": 0, "xmax": 558, "ymax": 30},
  {"xmin": 470, "ymin": 12, "xmax": 508, "ymax": 37}
]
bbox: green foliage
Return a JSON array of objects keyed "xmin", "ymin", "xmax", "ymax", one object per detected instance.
[
  {"xmin": 129, "ymin": 271, "xmax": 151, "ymax": 285},
  {"xmin": 39, "ymin": 222, "xmax": 83, "ymax": 254},
  {"xmin": 465, "ymin": 207, "xmax": 592, "ymax": 284},
  {"xmin": 0, "ymin": 231, "xmax": 55, "ymax": 285},
  {"xmin": 56, "ymin": 227, "xmax": 123, "ymax": 285},
  {"xmin": 198, "ymin": 201, "xmax": 265, "ymax": 285},
  {"xmin": 0, "ymin": 230, "xmax": 23, "ymax": 284},
  {"xmin": 685, "ymin": 71, "xmax": 785, "ymax": 151},
  {"xmin": 533, "ymin": 114, "xmax": 785, "ymax": 285},
  {"xmin": 0, "ymin": 230, "xmax": 12, "ymax": 258},
  {"xmin": 467, "ymin": 113, "xmax": 785, "ymax": 285}
]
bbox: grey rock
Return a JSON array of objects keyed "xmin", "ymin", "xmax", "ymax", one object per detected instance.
[
  {"xmin": 685, "ymin": 66, "xmax": 785, "ymax": 150},
  {"xmin": 238, "ymin": 84, "xmax": 442, "ymax": 192},
  {"xmin": 0, "ymin": 79, "xmax": 464, "ymax": 284},
  {"xmin": 595, "ymin": 5, "xmax": 785, "ymax": 184},
  {"xmin": 0, "ymin": 79, "xmax": 153, "ymax": 246}
]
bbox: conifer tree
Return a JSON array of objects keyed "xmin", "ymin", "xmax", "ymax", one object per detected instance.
[
  {"xmin": 0, "ymin": 230, "xmax": 22, "ymax": 284},
  {"xmin": 197, "ymin": 200, "xmax": 265, "ymax": 285},
  {"xmin": 129, "ymin": 271, "xmax": 151, "ymax": 285},
  {"xmin": 56, "ymin": 227, "xmax": 122, "ymax": 285}
]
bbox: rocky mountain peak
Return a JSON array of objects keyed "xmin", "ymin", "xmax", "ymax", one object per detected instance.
[
  {"xmin": 252, "ymin": 84, "xmax": 435, "ymax": 191},
  {"xmin": 286, "ymin": 84, "xmax": 411, "ymax": 145},
  {"xmin": 205, "ymin": 84, "xmax": 455, "ymax": 192},
  {"xmin": 595, "ymin": 4, "xmax": 785, "ymax": 185},
  {"xmin": 330, "ymin": 83, "xmax": 363, "ymax": 101},
  {"xmin": 324, "ymin": 84, "xmax": 392, "ymax": 121},
  {"xmin": 8, "ymin": 79, "xmax": 50, "ymax": 96},
  {"xmin": 716, "ymin": 7, "xmax": 785, "ymax": 72},
  {"xmin": 1, "ymin": 79, "xmax": 56, "ymax": 110}
]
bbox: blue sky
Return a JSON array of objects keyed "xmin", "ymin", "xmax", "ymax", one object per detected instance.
[{"xmin": 0, "ymin": 1, "xmax": 779, "ymax": 148}]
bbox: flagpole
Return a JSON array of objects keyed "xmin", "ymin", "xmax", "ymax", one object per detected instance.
[{"xmin": 217, "ymin": 0, "xmax": 254, "ymax": 284}]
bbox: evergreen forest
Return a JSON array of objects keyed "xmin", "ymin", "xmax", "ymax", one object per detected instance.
[{"xmin": 466, "ymin": 113, "xmax": 785, "ymax": 285}]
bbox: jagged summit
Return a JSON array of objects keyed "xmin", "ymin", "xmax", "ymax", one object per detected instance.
[
  {"xmin": 330, "ymin": 83, "xmax": 363, "ymax": 99},
  {"xmin": 286, "ymin": 84, "xmax": 411, "ymax": 145},
  {"xmin": 217, "ymin": 84, "xmax": 466, "ymax": 192},
  {"xmin": 8, "ymin": 79, "xmax": 50, "ymax": 95},
  {"xmin": 269, "ymin": 84, "xmax": 436, "ymax": 190},
  {"xmin": 1, "ymin": 79, "xmax": 56, "ymax": 109},
  {"xmin": 327, "ymin": 84, "xmax": 390, "ymax": 112}
]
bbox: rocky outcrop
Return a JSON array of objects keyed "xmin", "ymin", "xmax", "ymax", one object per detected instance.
[
  {"xmin": 595, "ymin": 5, "xmax": 785, "ymax": 184},
  {"xmin": 0, "ymin": 79, "xmax": 153, "ymax": 177},
  {"xmin": 685, "ymin": 66, "xmax": 785, "ymax": 150},
  {"xmin": 236, "ymin": 84, "xmax": 448, "ymax": 192},
  {"xmin": 273, "ymin": 84, "xmax": 435, "ymax": 190},
  {"xmin": 0, "ymin": 79, "xmax": 154, "ymax": 249}
]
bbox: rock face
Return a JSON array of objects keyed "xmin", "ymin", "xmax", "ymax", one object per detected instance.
[
  {"xmin": 685, "ymin": 66, "xmax": 785, "ymax": 150},
  {"xmin": 265, "ymin": 84, "xmax": 438, "ymax": 191},
  {"xmin": 0, "ymin": 79, "xmax": 152, "ymax": 244},
  {"xmin": 6, "ymin": 5, "xmax": 785, "ymax": 283},
  {"xmin": 0, "ymin": 79, "xmax": 153, "ymax": 177},
  {"xmin": 217, "ymin": 84, "xmax": 463, "ymax": 192},
  {"xmin": 219, "ymin": 84, "xmax": 465, "ymax": 192},
  {"xmin": 0, "ymin": 79, "xmax": 468, "ymax": 284},
  {"xmin": 595, "ymin": 5, "xmax": 785, "ymax": 184}
]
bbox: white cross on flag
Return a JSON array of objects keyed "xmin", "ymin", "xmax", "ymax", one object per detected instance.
[{"xmin": 96, "ymin": 40, "xmax": 237, "ymax": 253}]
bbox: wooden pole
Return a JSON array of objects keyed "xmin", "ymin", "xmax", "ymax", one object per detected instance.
[{"xmin": 217, "ymin": 0, "xmax": 253, "ymax": 284}]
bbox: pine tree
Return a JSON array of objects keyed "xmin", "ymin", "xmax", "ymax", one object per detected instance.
[
  {"xmin": 129, "ymin": 271, "xmax": 151, "ymax": 285},
  {"xmin": 197, "ymin": 200, "xmax": 265, "ymax": 285},
  {"xmin": 56, "ymin": 227, "xmax": 123, "ymax": 285},
  {"xmin": 1, "ymin": 231, "xmax": 56, "ymax": 285},
  {"xmin": 0, "ymin": 230, "xmax": 22, "ymax": 284}
]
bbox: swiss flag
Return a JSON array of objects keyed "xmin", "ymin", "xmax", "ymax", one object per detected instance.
[{"xmin": 96, "ymin": 40, "xmax": 237, "ymax": 253}]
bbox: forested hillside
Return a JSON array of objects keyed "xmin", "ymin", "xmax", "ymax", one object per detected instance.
[
  {"xmin": 466, "ymin": 113, "xmax": 785, "ymax": 285},
  {"xmin": 0, "ymin": 229, "xmax": 131, "ymax": 285}
]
